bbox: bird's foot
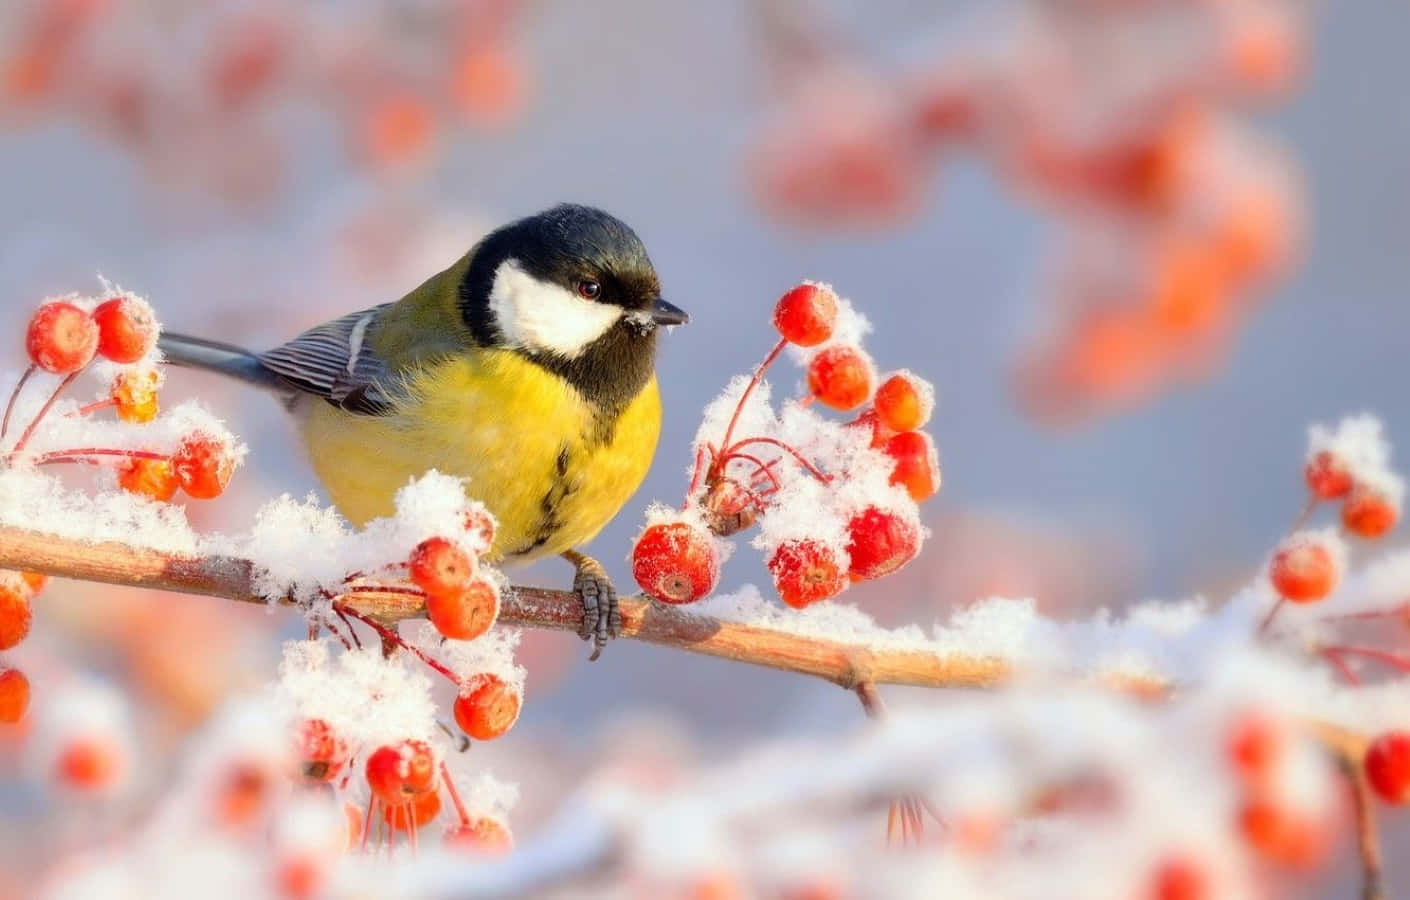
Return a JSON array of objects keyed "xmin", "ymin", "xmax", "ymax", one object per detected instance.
[{"xmin": 562, "ymin": 550, "xmax": 620, "ymax": 661}]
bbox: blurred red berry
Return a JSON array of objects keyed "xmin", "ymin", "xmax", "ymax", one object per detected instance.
[
  {"xmin": 773, "ymin": 283, "xmax": 838, "ymax": 347},
  {"xmin": 275, "ymin": 854, "xmax": 323, "ymax": 900},
  {"xmin": 20, "ymin": 572, "xmax": 45, "ymax": 594},
  {"xmin": 1237, "ymin": 797, "xmax": 1326, "ymax": 869},
  {"xmin": 216, "ymin": 762, "xmax": 271, "ymax": 827},
  {"xmin": 383, "ymin": 789, "xmax": 442, "ymax": 831},
  {"xmin": 0, "ymin": 668, "xmax": 30, "ymax": 724},
  {"xmin": 461, "ymin": 507, "xmax": 496, "ymax": 550},
  {"xmin": 806, "ymin": 345, "xmax": 874, "ymax": 411},
  {"xmin": 426, "ymin": 577, "xmax": 499, "ymax": 642},
  {"xmin": 0, "ymin": 577, "xmax": 33, "ymax": 651},
  {"xmin": 1268, "ymin": 538, "xmax": 1337, "ymax": 603},
  {"xmin": 631, "ymin": 521, "xmax": 719, "ymax": 604},
  {"xmin": 873, "ymin": 372, "xmax": 932, "ymax": 433},
  {"xmin": 882, "ymin": 431, "xmax": 941, "ymax": 502},
  {"xmin": 25, "ymin": 301, "xmax": 98, "ymax": 374},
  {"xmin": 845, "ymin": 506, "xmax": 921, "ymax": 581},
  {"xmin": 117, "ymin": 457, "xmax": 178, "ymax": 502},
  {"xmin": 445, "ymin": 816, "xmax": 513, "ymax": 856},
  {"xmin": 1341, "ymin": 487, "xmax": 1397, "ymax": 539},
  {"xmin": 1149, "ymin": 854, "xmax": 1209, "ymax": 900},
  {"xmin": 768, "ymin": 539, "xmax": 848, "ymax": 609},
  {"xmin": 92, "ymin": 296, "xmax": 157, "ymax": 364},
  {"xmin": 1365, "ymin": 731, "xmax": 1410, "ymax": 805},
  {"xmin": 1303, "ymin": 451, "xmax": 1351, "ymax": 500},
  {"xmin": 1227, "ymin": 711, "xmax": 1283, "ymax": 786},
  {"xmin": 297, "ymin": 718, "xmax": 348, "ymax": 783},
  {"xmin": 365, "ymin": 740, "xmax": 437, "ymax": 805},
  {"xmin": 172, "ymin": 434, "xmax": 235, "ymax": 499},
  {"xmin": 409, "ymin": 537, "xmax": 474, "ymax": 598},
  {"xmin": 453, "ymin": 673, "xmax": 521, "ymax": 741},
  {"xmin": 55, "ymin": 736, "xmax": 123, "ymax": 791}
]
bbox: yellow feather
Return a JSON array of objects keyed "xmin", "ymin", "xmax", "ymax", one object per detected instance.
[{"xmin": 298, "ymin": 349, "xmax": 661, "ymax": 562}]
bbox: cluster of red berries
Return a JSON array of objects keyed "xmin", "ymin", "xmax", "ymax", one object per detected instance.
[
  {"xmin": 1223, "ymin": 710, "xmax": 1331, "ymax": 870},
  {"xmin": 631, "ymin": 282, "xmax": 938, "ymax": 610},
  {"xmin": 0, "ymin": 571, "xmax": 42, "ymax": 726},
  {"xmin": 1304, "ymin": 446, "xmax": 1401, "ymax": 540}
]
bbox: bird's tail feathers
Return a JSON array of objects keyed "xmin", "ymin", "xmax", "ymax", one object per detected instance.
[{"xmin": 158, "ymin": 333, "xmax": 290, "ymax": 395}]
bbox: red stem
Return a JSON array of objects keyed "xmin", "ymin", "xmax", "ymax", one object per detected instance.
[
  {"xmin": 361, "ymin": 796, "xmax": 376, "ymax": 854},
  {"xmin": 335, "ymin": 603, "xmax": 461, "ymax": 685},
  {"xmin": 1257, "ymin": 598, "xmax": 1286, "ymax": 636},
  {"xmin": 1321, "ymin": 648, "xmax": 1362, "ymax": 686},
  {"xmin": 715, "ymin": 337, "xmax": 789, "ymax": 477},
  {"xmin": 1320, "ymin": 645, "xmax": 1410, "ymax": 674},
  {"xmin": 7, "ymin": 370, "xmax": 81, "ymax": 460},
  {"xmin": 35, "ymin": 447, "xmax": 170, "ymax": 466},
  {"xmin": 723, "ymin": 436, "xmax": 832, "ymax": 483},
  {"xmin": 441, "ymin": 762, "xmax": 471, "ymax": 826},
  {"xmin": 73, "ymin": 399, "xmax": 116, "ymax": 417},
  {"xmin": 723, "ymin": 451, "xmax": 781, "ymax": 494},
  {"xmin": 685, "ymin": 445, "xmax": 709, "ymax": 505},
  {"xmin": 0, "ymin": 365, "xmax": 36, "ymax": 443}
]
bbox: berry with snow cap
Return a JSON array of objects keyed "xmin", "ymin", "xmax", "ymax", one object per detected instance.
[
  {"xmin": 92, "ymin": 295, "xmax": 158, "ymax": 364},
  {"xmin": 873, "ymin": 371, "xmax": 934, "ymax": 433},
  {"xmin": 453, "ymin": 673, "xmax": 521, "ymax": 741},
  {"xmin": 807, "ymin": 345, "xmax": 874, "ymax": 411},
  {"xmin": 425, "ymin": 576, "xmax": 500, "ymax": 641},
  {"xmin": 768, "ymin": 538, "xmax": 848, "ymax": 609},
  {"xmin": 26, "ymin": 301, "xmax": 98, "ymax": 374},
  {"xmin": 845, "ymin": 506, "xmax": 921, "ymax": 581},
  {"xmin": 1268, "ymin": 531, "xmax": 1342, "ymax": 603},
  {"xmin": 173, "ymin": 432, "xmax": 236, "ymax": 499},
  {"xmin": 631, "ymin": 520, "xmax": 720, "ymax": 604},
  {"xmin": 773, "ymin": 283, "xmax": 839, "ymax": 347}
]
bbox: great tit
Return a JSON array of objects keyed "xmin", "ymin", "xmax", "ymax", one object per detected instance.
[{"xmin": 159, "ymin": 204, "xmax": 687, "ymax": 658}]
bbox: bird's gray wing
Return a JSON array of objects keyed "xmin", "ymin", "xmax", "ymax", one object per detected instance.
[{"xmin": 257, "ymin": 305, "xmax": 401, "ymax": 416}]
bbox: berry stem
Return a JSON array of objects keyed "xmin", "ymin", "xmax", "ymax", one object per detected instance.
[
  {"xmin": 361, "ymin": 797, "xmax": 376, "ymax": 854},
  {"xmin": 334, "ymin": 602, "xmax": 461, "ymax": 685},
  {"xmin": 716, "ymin": 337, "xmax": 789, "ymax": 476},
  {"xmin": 7, "ymin": 370, "xmax": 81, "ymax": 461},
  {"xmin": 1320, "ymin": 648, "xmax": 1362, "ymax": 686},
  {"xmin": 1290, "ymin": 496, "xmax": 1319, "ymax": 532},
  {"xmin": 685, "ymin": 445, "xmax": 709, "ymax": 506},
  {"xmin": 723, "ymin": 436, "xmax": 832, "ymax": 483},
  {"xmin": 0, "ymin": 365, "xmax": 36, "ymax": 444},
  {"xmin": 335, "ymin": 607, "xmax": 364, "ymax": 650},
  {"xmin": 724, "ymin": 451, "xmax": 782, "ymax": 494},
  {"xmin": 35, "ymin": 447, "xmax": 170, "ymax": 466},
  {"xmin": 1257, "ymin": 598, "xmax": 1285, "ymax": 636},
  {"xmin": 440, "ymin": 762, "xmax": 471, "ymax": 826},
  {"xmin": 1319, "ymin": 645, "xmax": 1410, "ymax": 674},
  {"xmin": 73, "ymin": 399, "xmax": 116, "ymax": 417}
]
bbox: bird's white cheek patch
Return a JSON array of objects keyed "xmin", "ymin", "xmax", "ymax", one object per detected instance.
[{"xmin": 488, "ymin": 259, "xmax": 624, "ymax": 358}]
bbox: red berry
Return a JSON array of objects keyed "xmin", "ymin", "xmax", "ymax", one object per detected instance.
[
  {"xmin": 1342, "ymin": 486, "xmax": 1398, "ymax": 539},
  {"xmin": 631, "ymin": 521, "xmax": 720, "ymax": 604},
  {"xmin": 297, "ymin": 718, "xmax": 348, "ymax": 782},
  {"xmin": 1365, "ymin": 731, "xmax": 1410, "ymax": 805},
  {"xmin": 364, "ymin": 740, "xmax": 438, "ymax": 804},
  {"xmin": 25, "ymin": 301, "xmax": 98, "ymax": 374},
  {"xmin": 1268, "ymin": 537, "xmax": 1338, "ymax": 603},
  {"xmin": 382, "ymin": 789, "xmax": 442, "ymax": 831},
  {"xmin": 216, "ymin": 762, "xmax": 271, "ymax": 827},
  {"xmin": 117, "ymin": 457, "xmax": 179, "ymax": 502},
  {"xmin": 1227, "ymin": 711, "xmax": 1283, "ymax": 786},
  {"xmin": 1237, "ymin": 797, "xmax": 1326, "ymax": 869},
  {"xmin": 55, "ymin": 736, "xmax": 123, "ymax": 791},
  {"xmin": 845, "ymin": 506, "xmax": 921, "ymax": 581},
  {"xmin": 0, "ymin": 668, "xmax": 30, "ymax": 724},
  {"xmin": 773, "ymin": 283, "xmax": 839, "ymax": 347},
  {"xmin": 767, "ymin": 539, "xmax": 848, "ymax": 609},
  {"xmin": 1304, "ymin": 451, "xmax": 1352, "ymax": 500},
  {"xmin": 882, "ymin": 431, "xmax": 941, "ymax": 502},
  {"xmin": 275, "ymin": 854, "xmax": 323, "ymax": 900},
  {"xmin": 20, "ymin": 572, "xmax": 45, "ymax": 594},
  {"xmin": 172, "ymin": 433, "xmax": 236, "ymax": 499},
  {"xmin": 846, "ymin": 409, "xmax": 892, "ymax": 448},
  {"xmin": 445, "ymin": 817, "xmax": 513, "ymax": 855},
  {"xmin": 0, "ymin": 575, "xmax": 34, "ymax": 651},
  {"xmin": 806, "ymin": 345, "xmax": 874, "ymax": 411},
  {"xmin": 426, "ymin": 577, "xmax": 500, "ymax": 641},
  {"xmin": 453, "ymin": 673, "xmax": 521, "ymax": 741},
  {"xmin": 409, "ymin": 537, "xmax": 474, "ymax": 598},
  {"xmin": 873, "ymin": 372, "xmax": 933, "ymax": 433},
  {"xmin": 1149, "ymin": 854, "xmax": 1210, "ymax": 900},
  {"xmin": 92, "ymin": 296, "xmax": 157, "ymax": 364}
]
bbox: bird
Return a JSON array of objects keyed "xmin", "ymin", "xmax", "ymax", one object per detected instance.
[{"xmin": 158, "ymin": 204, "xmax": 688, "ymax": 658}]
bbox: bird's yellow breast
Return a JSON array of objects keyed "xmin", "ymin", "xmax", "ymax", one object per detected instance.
[{"xmin": 298, "ymin": 350, "xmax": 661, "ymax": 561}]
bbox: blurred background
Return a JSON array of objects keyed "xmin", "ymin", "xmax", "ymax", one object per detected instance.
[{"xmin": 0, "ymin": 0, "xmax": 1406, "ymax": 893}]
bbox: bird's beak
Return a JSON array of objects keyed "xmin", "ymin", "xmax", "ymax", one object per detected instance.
[{"xmin": 650, "ymin": 298, "xmax": 690, "ymax": 326}]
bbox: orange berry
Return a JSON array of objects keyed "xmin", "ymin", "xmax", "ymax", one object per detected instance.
[
  {"xmin": 1237, "ymin": 797, "xmax": 1326, "ymax": 869},
  {"xmin": 0, "ymin": 668, "xmax": 31, "ymax": 724},
  {"xmin": 806, "ymin": 345, "xmax": 874, "ymax": 411},
  {"xmin": 92, "ymin": 296, "xmax": 157, "ymax": 364},
  {"xmin": 453, "ymin": 673, "xmax": 521, "ymax": 741},
  {"xmin": 0, "ymin": 576, "xmax": 34, "ymax": 651},
  {"xmin": 445, "ymin": 816, "xmax": 513, "ymax": 856},
  {"xmin": 882, "ymin": 431, "xmax": 941, "ymax": 502},
  {"xmin": 1227, "ymin": 711, "xmax": 1283, "ymax": 786},
  {"xmin": 55, "ymin": 736, "xmax": 123, "ymax": 791},
  {"xmin": 1268, "ymin": 538, "xmax": 1338, "ymax": 603},
  {"xmin": 1365, "ymin": 731, "xmax": 1410, "ymax": 805},
  {"xmin": 111, "ymin": 369, "xmax": 160, "ymax": 424},
  {"xmin": 767, "ymin": 539, "xmax": 848, "ymax": 609},
  {"xmin": 1342, "ymin": 486, "xmax": 1398, "ymax": 539},
  {"xmin": 382, "ymin": 789, "xmax": 442, "ymax": 831},
  {"xmin": 275, "ymin": 854, "xmax": 323, "ymax": 900},
  {"xmin": 873, "ymin": 371, "xmax": 932, "ymax": 432},
  {"xmin": 26, "ymin": 301, "xmax": 98, "ymax": 374},
  {"xmin": 452, "ymin": 45, "xmax": 524, "ymax": 127},
  {"xmin": 773, "ymin": 283, "xmax": 838, "ymax": 347},
  {"xmin": 845, "ymin": 506, "xmax": 921, "ymax": 581},
  {"xmin": 631, "ymin": 521, "xmax": 720, "ymax": 604},
  {"xmin": 425, "ymin": 577, "xmax": 500, "ymax": 642},
  {"xmin": 1304, "ymin": 451, "xmax": 1352, "ymax": 500},
  {"xmin": 216, "ymin": 762, "xmax": 271, "ymax": 827},
  {"xmin": 363, "ymin": 95, "xmax": 435, "ymax": 167},
  {"xmin": 408, "ymin": 537, "xmax": 474, "ymax": 598},
  {"xmin": 172, "ymin": 433, "xmax": 235, "ymax": 499},
  {"xmin": 117, "ymin": 457, "xmax": 179, "ymax": 502},
  {"xmin": 1150, "ymin": 238, "xmax": 1226, "ymax": 336},
  {"xmin": 20, "ymin": 572, "xmax": 46, "ymax": 594},
  {"xmin": 1149, "ymin": 854, "xmax": 1210, "ymax": 900},
  {"xmin": 297, "ymin": 718, "xmax": 348, "ymax": 783},
  {"xmin": 365, "ymin": 740, "xmax": 437, "ymax": 805}
]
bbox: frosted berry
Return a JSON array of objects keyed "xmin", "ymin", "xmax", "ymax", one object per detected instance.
[
  {"xmin": 92, "ymin": 296, "xmax": 157, "ymax": 364},
  {"xmin": 806, "ymin": 345, "xmax": 874, "ymax": 411},
  {"xmin": 1304, "ymin": 451, "xmax": 1351, "ymax": 500},
  {"xmin": 172, "ymin": 433, "xmax": 235, "ymax": 499},
  {"xmin": 453, "ymin": 673, "xmax": 521, "ymax": 741},
  {"xmin": 117, "ymin": 457, "xmax": 179, "ymax": 502},
  {"xmin": 768, "ymin": 539, "xmax": 848, "ymax": 609},
  {"xmin": 631, "ymin": 521, "xmax": 720, "ymax": 604},
  {"xmin": 409, "ymin": 537, "xmax": 474, "ymax": 598},
  {"xmin": 0, "ymin": 576, "xmax": 33, "ymax": 651},
  {"xmin": 365, "ymin": 740, "xmax": 437, "ymax": 804},
  {"xmin": 1268, "ymin": 538, "xmax": 1338, "ymax": 603},
  {"xmin": 845, "ymin": 506, "xmax": 921, "ymax": 581},
  {"xmin": 445, "ymin": 817, "xmax": 513, "ymax": 855},
  {"xmin": 873, "ymin": 372, "xmax": 933, "ymax": 432},
  {"xmin": 1365, "ymin": 731, "xmax": 1410, "ymax": 805},
  {"xmin": 426, "ymin": 577, "xmax": 499, "ymax": 642},
  {"xmin": 111, "ymin": 369, "xmax": 159, "ymax": 424},
  {"xmin": 773, "ymin": 283, "xmax": 838, "ymax": 347},
  {"xmin": 383, "ymin": 790, "xmax": 442, "ymax": 831},
  {"xmin": 882, "ymin": 431, "xmax": 941, "ymax": 502},
  {"xmin": 1342, "ymin": 486, "xmax": 1397, "ymax": 539},
  {"xmin": 25, "ymin": 301, "xmax": 98, "ymax": 374},
  {"xmin": 846, "ymin": 409, "xmax": 892, "ymax": 448},
  {"xmin": 297, "ymin": 718, "xmax": 348, "ymax": 783},
  {"xmin": 0, "ymin": 668, "xmax": 30, "ymax": 724},
  {"xmin": 701, "ymin": 476, "xmax": 758, "ymax": 537}
]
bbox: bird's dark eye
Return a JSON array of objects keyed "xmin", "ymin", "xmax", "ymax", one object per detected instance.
[{"xmin": 576, "ymin": 280, "xmax": 601, "ymax": 300}]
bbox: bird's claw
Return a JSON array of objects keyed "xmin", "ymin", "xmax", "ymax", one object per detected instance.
[{"xmin": 566, "ymin": 552, "xmax": 619, "ymax": 661}]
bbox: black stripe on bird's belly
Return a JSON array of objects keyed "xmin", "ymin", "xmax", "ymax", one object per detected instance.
[{"xmin": 511, "ymin": 446, "xmax": 576, "ymax": 556}]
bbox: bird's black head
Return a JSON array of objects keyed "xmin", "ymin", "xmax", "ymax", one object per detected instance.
[{"xmin": 459, "ymin": 204, "xmax": 686, "ymax": 413}]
